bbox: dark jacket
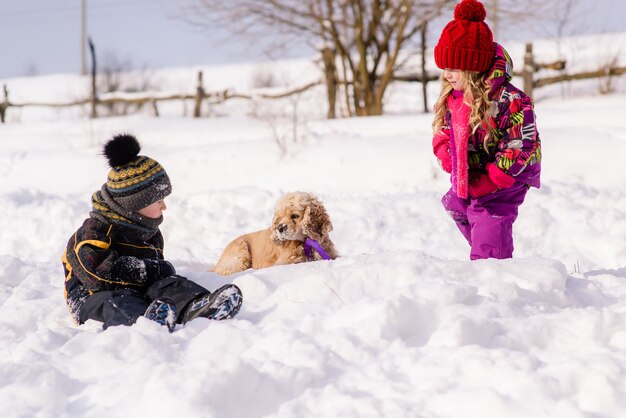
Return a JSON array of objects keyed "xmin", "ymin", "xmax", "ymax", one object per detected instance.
[{"xmin": 62, "ymin": 217, "xmax": 174, "ymax": 323}]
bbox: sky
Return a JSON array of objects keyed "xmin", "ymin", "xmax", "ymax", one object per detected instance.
[{"xmin": 1, "ymin": 0, "xmax": 625, "ymax": 79}]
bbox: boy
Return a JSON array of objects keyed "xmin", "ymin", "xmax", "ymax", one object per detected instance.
[{"xmin": 62, "ymin": 134, "xmax": 242, "ymax": 332}]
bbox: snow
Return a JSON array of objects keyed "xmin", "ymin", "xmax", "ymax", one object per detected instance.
[{"xmin": 1, "ymin": 33, "xmax": 626, "ymax": 417}]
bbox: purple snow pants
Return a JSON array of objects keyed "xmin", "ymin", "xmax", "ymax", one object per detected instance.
[{"xmin": 441, "ymin": 182, "xmax": 529, "ymax": 260}]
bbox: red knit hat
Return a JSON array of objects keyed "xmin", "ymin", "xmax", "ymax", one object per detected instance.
[{"xmin": 434, "ymin": 0, "xmax": 494, "ymax": 72}]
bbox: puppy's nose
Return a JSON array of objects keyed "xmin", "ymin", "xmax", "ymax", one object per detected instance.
[{"xmin": 277, "ymin": 224, "xmax": 287, "ymax": 233}]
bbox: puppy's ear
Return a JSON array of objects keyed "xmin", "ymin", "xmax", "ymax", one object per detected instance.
[
  {"xmin": 302, "ymin": 197, "xmax": 333, "ymax": 241},
  {"xmin": 270, "ymin": 216, "xmax": 281, "ymax": 245}
]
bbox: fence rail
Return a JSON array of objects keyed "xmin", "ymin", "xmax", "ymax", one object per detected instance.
[
  {"xmin": 1, "ymin": 42, "xmax": 625, "ymax": 123},
  {"xmin": 0, "ymin": 69, "xmax": 327, "ymax": 123},
  {"xmin": 519, "ymin": 42, "xmax": 626, "ymax": 96}
]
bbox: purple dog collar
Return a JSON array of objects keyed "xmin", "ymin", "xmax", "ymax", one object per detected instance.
[{"xmin": 304, "ymin": 238, "xmax": 332, "ymax": 261}]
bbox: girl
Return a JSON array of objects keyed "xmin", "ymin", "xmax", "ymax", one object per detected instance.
[{"xmin": 431, "ymin": 0, "xmax": 541, "ymax": 260}]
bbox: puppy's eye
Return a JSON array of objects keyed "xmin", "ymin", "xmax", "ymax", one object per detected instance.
[{"xmin": 291, "ymin": 214, "xmax": 300, "ymax": 220}]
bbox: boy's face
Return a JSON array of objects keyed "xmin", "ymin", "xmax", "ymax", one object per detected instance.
[{"xmin": 138, "ymin": 199, "xmax": 167, "ymax": 219}]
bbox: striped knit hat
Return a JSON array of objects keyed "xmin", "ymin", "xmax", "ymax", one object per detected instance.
[
  {"xmin": 434, "ymin": 0, "xmax": 494, "ymax": 72},
  {"xmin": 102, "ymin": 134, "xmax": 172, "ymax": 212}
]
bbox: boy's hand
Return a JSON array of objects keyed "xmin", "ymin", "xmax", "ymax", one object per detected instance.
[
  {"xmin": 145, "ymin": 259, "xmax": 176, "ymax": 280},
  {"xmin": 157, "ymin": 260, "xmax": 176, "ymax": 277}
]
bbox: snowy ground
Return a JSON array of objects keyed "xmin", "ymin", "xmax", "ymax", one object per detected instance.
[{"xmin": 1, "ymin": 40, "xmax": 626, "ymax": 417}]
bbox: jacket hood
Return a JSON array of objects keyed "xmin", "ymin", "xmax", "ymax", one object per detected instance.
[{"xmin": 486, "ymin": 43, "xmax": 513, "ymax": 93}]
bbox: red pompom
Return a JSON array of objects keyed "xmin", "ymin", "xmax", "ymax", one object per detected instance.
[{"xmin": 454, "ymin": 0, "xmax": 487, "ymax": 22}]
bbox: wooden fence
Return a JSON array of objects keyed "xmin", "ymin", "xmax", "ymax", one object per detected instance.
[
  {"xmin": 1, "ymin": 42, "xmax": 625, "ymax": 123},
  {"xmin": 0, "ymin": 70, "xmax": 323, "ymax": 123},
  {"xmin": 520, "ymin": 43, "xmax": 626, "ymax": 97}
]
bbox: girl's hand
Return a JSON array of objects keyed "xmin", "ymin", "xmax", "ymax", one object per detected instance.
[
  {"xmin": 432, "ymin": 129, "xmax": 452, "ymax": 173},
  {"xmin": 469, "ymin": 163, "xmax": 517, "ymax": 198},
  {"xmin": 469, "ymin": 174, "xmax": 499, "ymax": 198},
  {"xmin": 436, "ymin": 148, "xmax": 452, "ymax": 173}
]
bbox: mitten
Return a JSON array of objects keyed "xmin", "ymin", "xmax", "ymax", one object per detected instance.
[
  {"xmin": 435, "ymin": 147, "xmax": 452, "ymax": 173},
  {"xmin": 485, "ymin": 163, "xmax": 516, "ymax": 189},
  {"xmin": 144, "ymin": 259, "xmax": 176, "ymax": 281},
  {"xmin": 469, "ymin": 174, "xmax": 499, "ymax": 198},
  {"xmin": 432, "ymin": 130, "xmax": 452, "ymax": 174}
]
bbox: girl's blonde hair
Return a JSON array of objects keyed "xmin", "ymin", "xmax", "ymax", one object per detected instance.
[{"xmin": 432, "ymin": 70, "xmax": 495, "ymax": 150}]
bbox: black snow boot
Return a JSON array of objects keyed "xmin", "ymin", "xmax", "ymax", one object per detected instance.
[
  {"xmin": 144, "ymin": 299, "xmax": 177, "ymax": 333},
  {"xmin": 181, "ymin": 284, "xmax": 243, "ymax": 323}
]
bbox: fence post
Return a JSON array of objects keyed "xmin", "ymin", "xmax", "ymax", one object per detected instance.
[
  {"xmin": 523, "ymin": 43, "xmax": 534, "ymax": 97},
  {"xmin": 193, "ymin": 71, "xmax": 204, "ymax": 118},
  {"xmin": 321, "ymin": 47, "xmax": 337, "ymax": 119},
  {"xmin": 0, "ymin": 84, "xmax": 8, "ymax": 123},
  {"xmin": 89, "ymin": 38, "xmax": 98, "ymax": 118},
  {"xmin": 420, "ymin": 23, "xmax": 429, "ymax": 113}
]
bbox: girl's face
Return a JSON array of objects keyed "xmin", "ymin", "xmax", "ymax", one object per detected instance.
[
  {"xmin": 138, "ymin": 199, "xmax": 167, "ymax": 219},
  {"xmin": 443, "ymin": 69, "xmax": 465, "ymax": 91}
]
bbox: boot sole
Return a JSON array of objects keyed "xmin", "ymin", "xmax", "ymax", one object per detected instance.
[{"xmin": 183, "ymin": 284, "xmax": 242, "ymax": 323}]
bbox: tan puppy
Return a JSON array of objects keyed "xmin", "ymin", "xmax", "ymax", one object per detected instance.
[{"xmin": 212, "ymin": 192, "xmax": 338, "ymax": 275}]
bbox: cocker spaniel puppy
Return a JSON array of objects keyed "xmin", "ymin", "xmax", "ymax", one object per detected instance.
[{"xmin": 212, "ymin": 192, "xmax": 338, "ymax": 275}]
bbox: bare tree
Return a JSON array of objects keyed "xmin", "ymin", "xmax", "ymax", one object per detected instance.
[
  {"xmin": 97, "ymin": 52, "xmax": 156, "ymax": 116},
  {"xmin": 598, "ymin": 54, "xmax": 620, "ymax": 95},
  {"xmin": 181, "ymin": 0, "xmax": 452, "ymax": 117},
  {"xmin": 548, "ymin": 0, "xmax": 583, "ymax": 97},
  {"xmin": 483, "ymin": 0, "xmax": 547, "ymax": 40},
  {"xmin": 484, "ymin": 0, "xmax": 585, "ymax": 42}
]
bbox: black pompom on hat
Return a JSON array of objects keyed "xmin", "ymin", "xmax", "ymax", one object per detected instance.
[
  {"xmin": 103, "ymin": 134, "xmax": 142, "ymax": 167},
  {"xmin": 102, "ymin": 134, "xmax": 172, "ymax": 212}
]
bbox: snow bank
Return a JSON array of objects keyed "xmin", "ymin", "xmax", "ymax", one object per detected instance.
[{"xmin": 1, "ymin": 45, "xmax": 625, "ymax": 417}]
